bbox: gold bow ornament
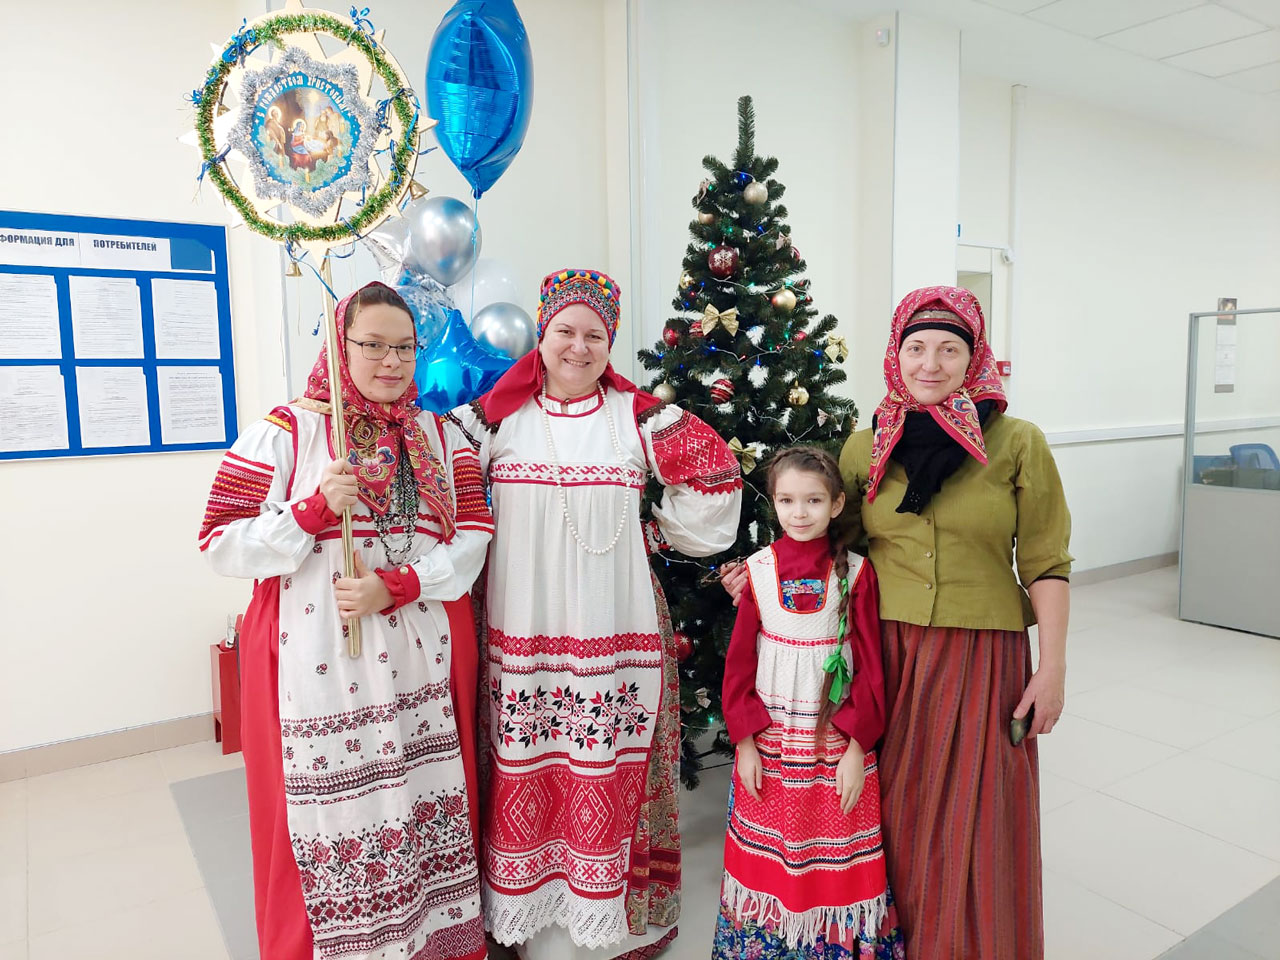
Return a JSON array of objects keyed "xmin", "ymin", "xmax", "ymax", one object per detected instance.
[
  {"xmin": 825, "ymin": 335, "xmax": 849, "ymax": 363},
  {"xmin": 728, "ymin": 436, "xmax": 764, "ymax": 473},
  {"xmin": 702, "ymin": 304, "xmax": 740, "ymax": 336}
]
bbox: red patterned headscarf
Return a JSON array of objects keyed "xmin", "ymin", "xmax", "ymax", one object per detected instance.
[
  {"xmin": 866, "ymin": 285, "xmax": 1007, "ymax": 501},
  {"xmin": 475, "ymin": 267, "xmax": 660, "ymax": 423},
  {"xmin": 303, "ymin": 281, "xmax": 456, "ymax": 539}
]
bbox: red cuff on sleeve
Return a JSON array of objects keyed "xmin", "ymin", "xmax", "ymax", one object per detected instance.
[
  {"xmin": 292, "ymin": 490, "xmax": 339, "ymax": 534},
  {"xmin": 376, "ymin": 564, "xmax": 421, "ymax": 614}
]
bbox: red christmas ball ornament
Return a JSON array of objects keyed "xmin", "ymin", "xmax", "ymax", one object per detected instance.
[
  {"xmin": 710, "ymin": 377, "xmax": 735, "ymax": 404},
  {"xmin": 792, "ymin": 246, "xmax": 802, "ymax": 262},
  {"xmin": 662, "ymin": 326, "xmax": 680, "ymax": 347},
  {"xmin": 793, "ymin": 330, "xmax": 807, "ymax": 341},
  {"xmin": 708, "ymin": 244, "xmax": 739, "ymax": 278},
  {"xmin": 674, "ymin": 632, "xmax": 693, "ymax": 662}
]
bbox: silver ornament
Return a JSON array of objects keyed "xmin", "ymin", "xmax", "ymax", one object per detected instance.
[
  {"xmin": 403, "ymin": 195, "xmax": 482, "ymax": 286},
  {"xmin": 743, "ymin": 181, "xmax": 768, "ymax": 205},
  {"xmin": 469, "ymin": 301, "xmax": 536, "ymax": 360},
  {"xmin": 653, "ymin": 382, "xmax": 677, "ymax": 404}
]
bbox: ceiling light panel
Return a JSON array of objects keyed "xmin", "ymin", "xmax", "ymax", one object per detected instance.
[
  {"xmin": 1216, "ymin": 58, "xmax": 1280, "ymax": 88},
  {"xmin": 1030, "ymin": 0, "xmax": 1206, "ymax": 39},
  {"xmin": 1164, "ymin": 28, "xmax": 1280, "ymax": 73},
  {"xmin": 974, "ymin": 0, "xmax": 1058, "ymax": 13},
  {"xmin": 1215, "ymin": 0, "xmax": 1280, "ymax": 29},
  {"xmin": 1102, "ymin": 4, "xmax": 1268, "ymax": 57}
]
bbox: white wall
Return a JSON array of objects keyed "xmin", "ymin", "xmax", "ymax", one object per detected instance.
[
  {"xmin": 630, "ymin": 0, "xmax": 861, "ymax": 401},
  {"xmin": 890, "ymin": 13, "xmax": 960, "ymax": 305},
  {"xmin": 957, "ymin": 77, "xmax": 1280, "ymax": 570},
  {"xmin": 850, "ymin": 14, "xmax": 898, "ymax": 418},
  {"xmin": 1, "ymin": 0, "xmax": 623, "ymax": 753},
  {"xmin": 0, "ymin": 0, "xmax": 279, "ymax": 752}
]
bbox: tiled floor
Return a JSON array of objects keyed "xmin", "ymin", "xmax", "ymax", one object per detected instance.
[{"xmin": 2, "ymin": 565, "xmax": 1278, "ymax": 960}]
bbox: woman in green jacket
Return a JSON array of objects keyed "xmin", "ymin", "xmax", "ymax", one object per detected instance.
[{"xmin": 726, "ymin": 285, "xmax": 1071, "ymax": 960}]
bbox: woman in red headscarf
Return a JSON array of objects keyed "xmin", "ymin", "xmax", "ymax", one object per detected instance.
[
  {"xmin": 198, "ymin": 282, "xmax": 495, "ymax": 960},
  {"xmin": 449, "ymin": 268, "xmax": 742, "ymax": 960},
  {"xmin": 726, "ymin": 285, "xmax": 1072, "ymax": 959},
  {"xmin": 842, "ymin": 286, "xmax": 1070, "ymax": 959}
]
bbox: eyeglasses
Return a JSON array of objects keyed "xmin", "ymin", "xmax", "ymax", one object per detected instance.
[{"xmin": 345, "ymin": 338, "xmax": 417, "ymax": 362}]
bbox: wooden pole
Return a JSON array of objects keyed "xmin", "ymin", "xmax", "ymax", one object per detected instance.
[{"xmin": 320, "ymin": 256, "xmax": 362, "ymax": 658}]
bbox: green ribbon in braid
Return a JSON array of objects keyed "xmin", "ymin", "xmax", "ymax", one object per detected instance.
[{"xmin": 822, "ymin": 575, "xmax": 852, "ymax": 704}]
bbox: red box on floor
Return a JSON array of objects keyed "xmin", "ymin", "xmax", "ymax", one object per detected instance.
[{"xmin": 211, "ymin": 616, "xmax": 242, "ymax": 755}]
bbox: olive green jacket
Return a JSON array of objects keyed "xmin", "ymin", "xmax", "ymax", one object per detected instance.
[{"xmin": 839, "ymin": 412, "xmax": 1072, "ymax": 631}]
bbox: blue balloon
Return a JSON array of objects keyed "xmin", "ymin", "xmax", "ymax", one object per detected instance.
[
  {"xmin": 414, "ymin": 308, "xmax": 514, "ymax": 413},
  {"xmin": 426, "ymin": 0, "xmax": 533, "ymax": 199},
  {"xmin": 397, "ymin": 278, "xmax": 455, "ymax": 348}
]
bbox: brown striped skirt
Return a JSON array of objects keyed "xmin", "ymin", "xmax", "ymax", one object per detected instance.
[{"xmin": 878, "ymin": 621, "xmax": 1042, "ymax": 960}]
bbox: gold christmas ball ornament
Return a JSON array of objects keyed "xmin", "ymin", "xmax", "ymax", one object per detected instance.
[
  {"xmin": 788, "ymin": 385, "xmax": 810, "ymax": 406},
  {"xmin": 743, "ymin": 181, "xmax": 768, "ymax": 205},
  {"xmin": 771, "ymin": 289, "xmax": 797, "ymax": 313},
  {"xmin": 696, "ymin": 210, "xmax": 716, "ymax": 225},
  {"xmin": 679, "ymin": 271, "xmax": 694, "ymax": 289},
  {"xmin": 653, "ymin": 382, "xmax": 677, "ymax": 404}
]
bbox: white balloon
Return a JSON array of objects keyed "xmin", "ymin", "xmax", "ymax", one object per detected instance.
[{"xmin": 448, "ymin": 258, "xmax": 521, "ymax": 315}]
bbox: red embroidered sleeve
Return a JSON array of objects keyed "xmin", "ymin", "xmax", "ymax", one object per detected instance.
[
  {"xmin": 198, "ymin": 452, "xmax": 274, "ymax": 550},
  {"xmin": 197, "ymin": 407, "xmax": 298, "ymax": 551},
  {"xmin": 452, "ymin": 447, "xmax": 494, "ymax": 533},
  {"xmin": 649, "ymin": 410, "xmax": 742, "ymax": 496}
]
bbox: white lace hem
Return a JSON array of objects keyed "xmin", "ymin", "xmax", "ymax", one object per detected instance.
[{"xmin": 483, "ymin": 877, "xmax": 627, "ymax": 950}]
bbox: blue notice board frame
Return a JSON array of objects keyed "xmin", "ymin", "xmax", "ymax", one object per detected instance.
[{"xmin": 0, "ymin": 210, "xmax": 236, "ymax": 460}]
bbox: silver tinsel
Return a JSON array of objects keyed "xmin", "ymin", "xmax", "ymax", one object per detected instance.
[{"xmin": 229, "ymin": 47, "xmax": 380, "ymax": 219}]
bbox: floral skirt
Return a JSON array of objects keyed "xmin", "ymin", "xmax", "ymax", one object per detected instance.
[{"xmin": 710, "ymin": 888, "xmax": 905, "ymax": 960}]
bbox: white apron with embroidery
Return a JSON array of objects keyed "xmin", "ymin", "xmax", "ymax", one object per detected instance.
[{"xmin": 451, "ymin": 389, "xmax": 741, "ymax": 959}]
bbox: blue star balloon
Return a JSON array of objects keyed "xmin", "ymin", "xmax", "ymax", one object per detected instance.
[
  {"xmin": 426, "ymin": 0, "xmax": 533, "ymax": 199},
  {"xmin": 414, "ymin": 308, "xmax": 513, "ymax": 413}
]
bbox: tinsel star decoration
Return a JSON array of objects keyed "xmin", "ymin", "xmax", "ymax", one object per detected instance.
[{"xmin": 182, "ymin": 0, "xmax": 433, "ymax": 255}]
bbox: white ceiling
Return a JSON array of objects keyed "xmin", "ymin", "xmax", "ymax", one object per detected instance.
[
  {"xmin": 810, "ymin": 0, "xmax": 1280, "ymax": 147},
  {"xmin": 980, "ymin": 0, "xmax": 1280, "ymax": 90}
]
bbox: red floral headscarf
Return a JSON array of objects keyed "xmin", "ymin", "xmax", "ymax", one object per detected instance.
[
  {"xmin": 475, "ymin": 267, "xmax": 660, "ymax": 423},
  {"xmin": 303, "ymin": 281, "xmax": 455, "ymax": 539},
  {"xmin": 866, "ymin": 285, "xmax": 1007, "ymax": 501}
]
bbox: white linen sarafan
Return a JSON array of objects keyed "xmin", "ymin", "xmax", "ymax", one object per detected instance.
[{"xmin": 450, "ymin": 388, "xmax": 741, "ymax": 958}]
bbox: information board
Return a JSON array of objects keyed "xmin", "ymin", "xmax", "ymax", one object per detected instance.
[{"xmin": 0, "ymin": 211, "xmax": 236, "ymax": 460}]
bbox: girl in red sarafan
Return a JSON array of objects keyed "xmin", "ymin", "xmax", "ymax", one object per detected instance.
[{"xmin": 716, "ymin": 447, "xmax": 904, "ymax": 960}]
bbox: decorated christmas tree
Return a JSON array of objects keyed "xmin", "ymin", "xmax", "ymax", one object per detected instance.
[{"xmin": 639, "ymin": 96, "xmax": 857, "ymax": 786}]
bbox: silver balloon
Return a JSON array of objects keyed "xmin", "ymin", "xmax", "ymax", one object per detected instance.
[
  {"xmin": 469, "ymin": 301, "xmax": 536, "ymax": 360},
  {"xmin": 362, "ymin": 216, "xmax": 412, "ymax": 284},
  {"xmin": 403, "ymin": 195, "xmax": 482, "ymax": 286}
]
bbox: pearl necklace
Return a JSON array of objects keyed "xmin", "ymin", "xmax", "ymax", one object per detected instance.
[{"xmin": 538, "ymin": 383, "xmax": 632, "ymax": 556}]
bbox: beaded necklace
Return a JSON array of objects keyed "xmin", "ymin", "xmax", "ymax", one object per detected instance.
[
  {"xmin": 538, "ymin": 383, "xmax": 632, "ymax": 556},
  {"xmin": 371, "ymin": 453, "xmax": 420, "ymax": 565}
]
